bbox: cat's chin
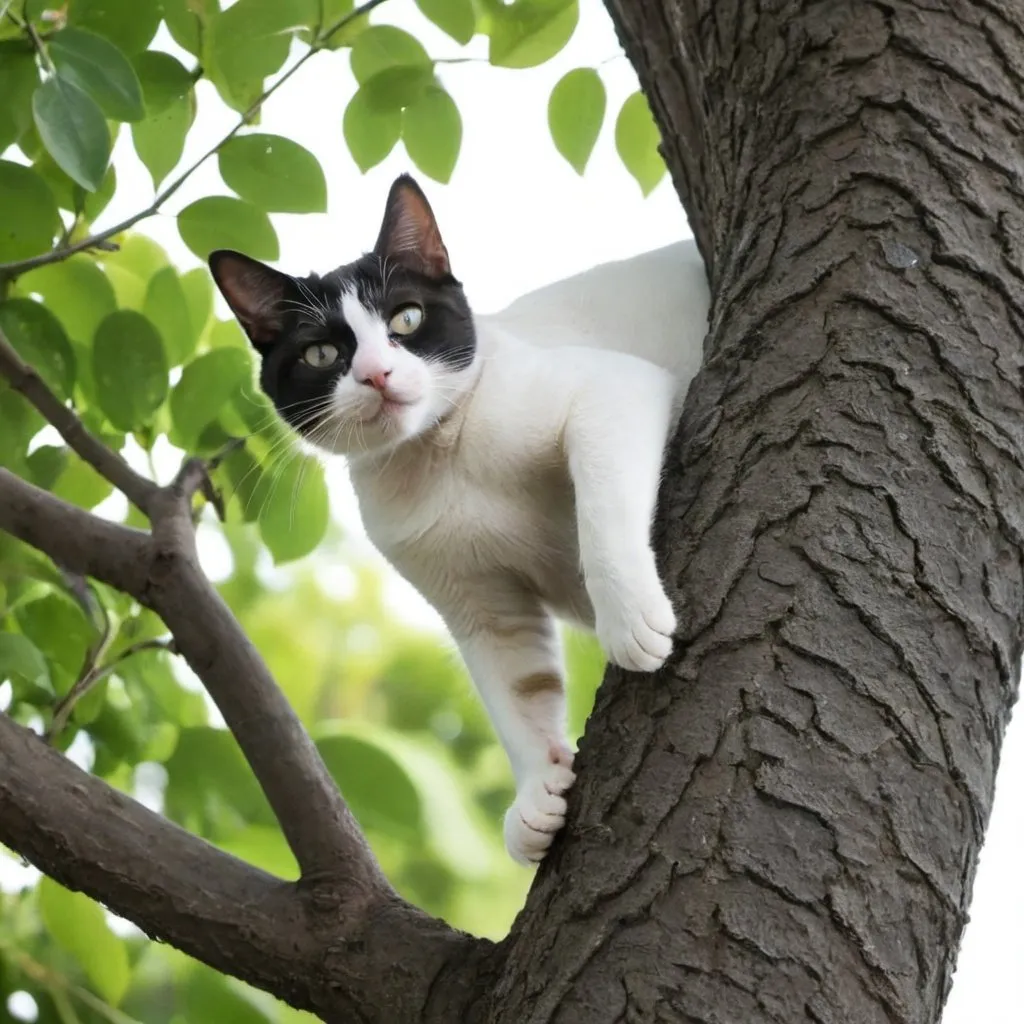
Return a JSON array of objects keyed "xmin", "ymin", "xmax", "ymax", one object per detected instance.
[{"xmin": 307, "ymin": 397, "xmax": 434, "ymax": 457}]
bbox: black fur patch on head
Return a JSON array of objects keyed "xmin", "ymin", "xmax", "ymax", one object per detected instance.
[{"xmin": 208, "ymin": 175, "xmax": 475, "ymax": 437}]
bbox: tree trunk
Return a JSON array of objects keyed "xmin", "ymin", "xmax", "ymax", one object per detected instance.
[{"xmin": 485, "ymin": 2, "xmax": 1024, "ymax": 1021}]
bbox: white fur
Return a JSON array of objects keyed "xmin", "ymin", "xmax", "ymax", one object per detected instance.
[{"xmin": 338, "ymin": 240, "xmax": 710, "ymax": 863}]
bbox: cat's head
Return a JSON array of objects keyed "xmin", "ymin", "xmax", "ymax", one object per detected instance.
[{"xmin": 208, "ymin": 174, "xmax": 476, "ymax": 457}]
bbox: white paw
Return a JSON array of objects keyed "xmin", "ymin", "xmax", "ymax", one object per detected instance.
[
  {"xmin": 504, "ymin": 748, "xmax": 576, "ymax": 866},
  {"xmin": 593, "ymin": 571, "xmax": 676, "ymax": 673}
]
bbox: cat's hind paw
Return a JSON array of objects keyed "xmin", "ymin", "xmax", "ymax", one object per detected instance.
[
  {"xmin": 504, "ymin": 751, "xmax": 576, "ymax": 865},
  {"xmin": 595, "ymin": 578, "xmax": 676, "ymax": 673}
]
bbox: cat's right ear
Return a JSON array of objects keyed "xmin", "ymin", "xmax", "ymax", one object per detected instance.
[{"xmin": 208, "ymin": 250, "xmax": 297, "ymax": 348}]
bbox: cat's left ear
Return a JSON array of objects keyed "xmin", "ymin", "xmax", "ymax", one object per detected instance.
[
  {"xmin": 208, "ymin": 250, "xmax": 298, "ymax": 347},
  {"xmin": 373, "ymin": 174, "xmax": 451, "ymax": 279}
]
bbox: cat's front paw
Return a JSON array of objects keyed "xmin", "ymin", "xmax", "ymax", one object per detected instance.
[
  {"xmin": 593, "ymin": 574, "xmax": 676, "ymax": 673},
  {"xmin": 504, "ymin": 748, "xmax": 576, "ymax": 865}
]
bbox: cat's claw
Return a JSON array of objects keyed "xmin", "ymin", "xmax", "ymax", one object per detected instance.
[
  {"xmin": 504, "ymin": 750, "xmax": 576, "ymax": 865},
  {"xmin": 594, "ymin": 575, "xmax": 676, "ymax": 673}
]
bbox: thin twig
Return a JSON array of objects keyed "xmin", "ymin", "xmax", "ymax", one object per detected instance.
[
  {"xmin": 48, "ymin": 637, "xmax": 177, "ymax": 740},
  {"xmin": 0, "ymin": 0, "xmax": 391, "ymax": 279},
  {"xmin": 8, "ymin": 5, "xmax": 55, "ymax": 73},
  {"xmin": 174, "ymin": 436, "xmax": 246, "ymax": 522},
  {"xmin": 0, "ymin": 325, "xmax": 159, "ymax": 512}
]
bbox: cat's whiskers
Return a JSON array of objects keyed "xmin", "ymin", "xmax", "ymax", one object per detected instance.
[
  {"xmin": 295, "ymin": 278, "xmax": 331, "ymax": 323},
  {"xmin": 278, "ymin": 298, "xmax": 327, "ymax": 327},
  {"xmin": 225, "ymin": 398, "xmax": 337, "ymax": 516}
]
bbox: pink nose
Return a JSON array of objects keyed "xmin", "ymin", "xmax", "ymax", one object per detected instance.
[{"xmin": 360, "ymin": 370, "xmax": 392, "ymax": 392}]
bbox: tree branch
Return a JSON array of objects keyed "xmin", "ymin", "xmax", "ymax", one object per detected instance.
[
  {"xmin": 0, "ymin": 0, "xmax": 391, "ymax": 279},
  {"xmin": 0, "ymin": 469, "xmax": 150, "ymax": 595},
  {"xmin": 0, "ymin": 326, "xmax": 158, "ymax": 512},
  {"xmin": 0, "ymin": 472, "xmax": 492, "ymax": 1020},
  {"xmin": 0, "ymin": 713, "xmax": 321, "ymax": 1008},
  {"xmin": 0, "ymin": 459, "xmax": 384, "ymax": 890},
  {"xmin": 1, "ymin": 289, "xmax": 381, "ymax": 891}
]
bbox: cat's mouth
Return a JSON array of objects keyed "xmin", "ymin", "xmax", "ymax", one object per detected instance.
[{"xmin": 362, "ymin": 394, "xmax": 415, "ymax": 422}]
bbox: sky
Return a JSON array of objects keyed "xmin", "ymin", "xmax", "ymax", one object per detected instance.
[{"xmin": 3, "ymin": 0, "xmax": 1022, "ymax": 1018}]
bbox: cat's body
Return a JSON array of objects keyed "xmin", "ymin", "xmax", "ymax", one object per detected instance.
[{"xmin": 210, "ymin": 178, "xmax": 709, "ymax": 864}]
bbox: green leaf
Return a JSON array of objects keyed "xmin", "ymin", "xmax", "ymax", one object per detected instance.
[
  {"xmin": 0, "ymin": 632, "xmax": 52, "ymax": 701},
  {"xmin": 0, "ymin": 298, "xmax": 76, "ymax": 399},
  {"xmin": 92, "ymin": 310, "xmax": 168, "ymax": 431},
  {"xmin": 52, "ymin": 451, "xmax": 115, "ymax": 509},
  {"xmin": 38, "ymin": 878, "xmax": 131, "ymax": 1005},
  {"xmin": 548, "ymin": 67, "xmax": 605, "ymax": 174},
  {"xmin": 402, "ymin": 86, "xmax": 462, "ymax": 184},
  {"xmin": 183, "ymin": 967, "xmax": 276, "ymax": 1024},
  {"xmin": 170, "ymin": 348, "xmax": 253, "ymax": 450},
  {"xmin": 32, "ymin": 75, "xmax": 112, "ymax": 191},
  {"xmin": 133, "ymin": 50, "xmax": 192, "ymax": 114},
  {"xmin": 301, "ymin": 0, "xmax": 358, "ymax": 49},
  {"xmin": 220, "ymin": 825, "xmax": 298, "ymax": 878},
  {"xmin": 0, "ymin": 160, "xmax": 59, "ymax": 262},
  {"xmin": 615, "ymin": 90, "xmax": 666, "ymax": 196},
  {"xmin": 316, "ymin": 727, "xmax": 423, "ymax": 841},
  {"xmin": 489, "ymin": 0, "xmax": 578, "ymax": 69},
  {"xmin": 0, "ymin": 389, "xmax": 42, "ymax": 467},
  {"xmin": 67, "ymin": 0, "xmax": 162, "ymax": 55},
  {"xmin": 343, "ymin": 87, "xmax": 402, "ymax": 173},
  {"xmin": 208, "ymin": 317, "xmax": 248, "ymax": 350},
  {"xmin": 131, "ymin": 90, "xmax": 192, "ymax": 188},
  {"xmin": 177, "ymin": 196, "xmax": 279, "ymax": 261},
  {"xmin": 14, "ymin": 256, "xmax": 117, "ymax": 345},
  {"xmin": 84, "ymin": 162, "xmax": 117, "ymax": 220},
  {"xmin": 257, "ymin": 455, "xmax": 329, "ymax": 563},
  {"xmin": 48, "ymin": 27, "xmax": 145, "ymax": 122},
  {"xmin": 218, "ymin": 134, "xmax": 327, "ymax": 213},
  {"xmin": 165, "ymin": 726, "xmax": 275, "ymax": 835},
  {"xmin": 0, "ymin": 45, "xmax": 40, "ymax": 152},
  {"xmin": 209, "ymin": 0, "xmax": 314, "ymax": 111},
  {"xmin": 144, "ymin": 266, "xmax": 197, "ymax": 366},
  {"xmin": 27, "ymin": 444, "xmax": 69, "ymax": 491},
  {"xmin": 362, "ymin": 65, "xmax": 436, "ymax": 113},
  {"xmin": 181, "ymin": 268, "xmax": 214, "ymax": 342},
  {"xmin": 416, "ymin": 0, "xmax": 475, "ymax": 44},
  {"xmin": 350, "ymin": 25, "xmax": 431, "ymax": 83},
  {"xmin": 162, "ymin": 0, "xmax": 218, "ymax": 56}
]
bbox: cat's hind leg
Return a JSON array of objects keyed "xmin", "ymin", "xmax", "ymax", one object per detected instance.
[{"xmin": 451, "ymin": 598, "xmax": 575, "ymax": 865}]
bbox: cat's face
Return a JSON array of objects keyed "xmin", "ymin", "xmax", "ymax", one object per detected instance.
[{"xmin": 208, "ymin": 175, "xmax": 476, "ymax": 457}]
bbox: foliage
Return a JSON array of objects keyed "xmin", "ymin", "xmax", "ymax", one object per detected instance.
[{"xmin": 0, "ymin": 0, "xmax": 649, "ymax": 1020}]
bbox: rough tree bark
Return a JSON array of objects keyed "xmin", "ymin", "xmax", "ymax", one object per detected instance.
[
  {"xmin": 1, "ymin": 2, "xmax": 1022, "ymax": 1023},
  {"xmin": 485, "ymin": 1, "xmax": 1024, "ymax": 1021}
]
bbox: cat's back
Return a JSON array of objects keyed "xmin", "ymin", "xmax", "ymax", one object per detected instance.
[{"xmin": 479, "ymin": 239, "xmax": 709, "ymax": 384}]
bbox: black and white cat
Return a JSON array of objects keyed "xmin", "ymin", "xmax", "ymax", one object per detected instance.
[{"xmin": 209, "ymin": 175, "xmax": 709, "ymax": 864}]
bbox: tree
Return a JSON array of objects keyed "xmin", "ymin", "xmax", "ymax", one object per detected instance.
[{"xmin": 0, "ymin": 0, "xmax": 1020, "ymax": 1022}]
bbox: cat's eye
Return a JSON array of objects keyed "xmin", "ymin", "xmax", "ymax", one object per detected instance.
[
  {"xmin": 389, "ymin": 305, "xmax": 424, "ymax": 337},
  {"xmin": 302, "ymin": 343, "xmax": 339, "ymax": 368}
]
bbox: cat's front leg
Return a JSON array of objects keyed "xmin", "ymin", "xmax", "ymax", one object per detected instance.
[
  {"xmin": 452, "ymin": 605, "xmax": 576, "ymax": 865},
  {"xmin": 565, "ymin": 365, "xmax": 678, "ymax": 673}
]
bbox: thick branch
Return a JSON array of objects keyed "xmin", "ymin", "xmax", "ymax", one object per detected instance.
[
  {"xmin": 0, "ymin": 713, "xmax": 320, "ymax": 1008},
  {"xmin": 0, "ymin": 471, "xmax": 491, "ymax": 1021},
  {"xmin": 0, "ymin": 470, "xmax": 383, "ymax": 890},
  {"xmin": 488, "ymin": 2, "xmax": 1024, "ymax": 1022},
  {"xmin": 0, "ymin": 469, "xmax": 149, "ymax": 593},
  {"xmin": 0, "ymin": 327, "xmax": 157, "ymax": 512}
]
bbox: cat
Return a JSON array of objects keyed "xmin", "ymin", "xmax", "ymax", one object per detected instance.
[{"xmin": 208, "ymin": 175, "xmax": 710, "ymax": 864}]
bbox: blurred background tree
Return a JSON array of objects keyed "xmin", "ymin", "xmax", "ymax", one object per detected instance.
[{"xmin": 0, "ymin": 0, "xmax": 656, "ymax": 1020}]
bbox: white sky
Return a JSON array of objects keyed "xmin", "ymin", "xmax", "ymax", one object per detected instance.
[{"xmin": 3, "ymin": 0, "xmax": 1022, "ymax": 1017}]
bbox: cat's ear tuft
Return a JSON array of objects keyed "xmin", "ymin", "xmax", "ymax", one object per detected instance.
[
  {"xmin": 208, "ymin": 250, "xmax": 296, "ymax": 348},
  {"xmin": 373, "ymin": 174, "xmax": 451, "ymax": 279}
]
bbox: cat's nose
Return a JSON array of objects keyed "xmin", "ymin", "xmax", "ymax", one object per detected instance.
[{"xmin": 360, "ymin": 369, "xmax": 392, "ymax": 391}]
